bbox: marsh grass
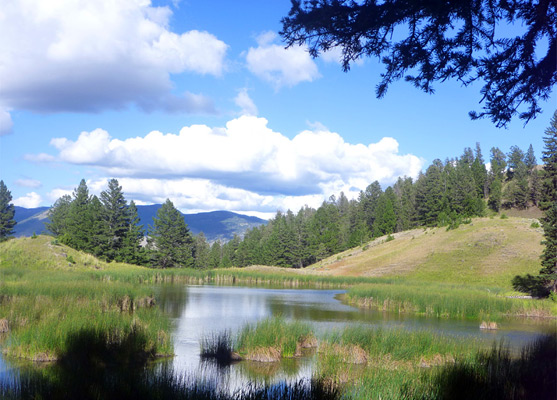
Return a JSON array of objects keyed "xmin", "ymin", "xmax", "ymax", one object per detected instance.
[
  {"xmin": 316, "ymin": 328, "xmax": 556, "ymax": 399},
  {"xmin": 199, "ymin": 330, "xmax": 239, "ymax": 365},
  {"xmin": 347, "ymin": 282, "xmax": 552, "ymax": 319},
  {"xmin": 0, "ymin": 237, "xmax": 171, "ymax": 361},
  {"xmin": 408, "ymin": 333, "xmax": 557, "ymax": 400},
  {"xmin": 236, "ymin": 317, "xmax": 315, "ymax": 359}
]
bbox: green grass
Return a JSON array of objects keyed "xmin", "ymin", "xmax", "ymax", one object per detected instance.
[
  {"xmin": 236, "ymin": 317, "xmax": 315, "ymax": 358},
  {"xmin": 346, "ymin": 282, "xmax": 554, "ymax": 319},
  {"xmin": 0, "ymin": 236, "xmax": 171, "ymax": 361},
  {"xmin": 323, "ymin": 326, "xmax": 477, "ymax": 362},
  {"xmin": 316, "ymin": 327, "xmax": 556, "ymax": 399}
]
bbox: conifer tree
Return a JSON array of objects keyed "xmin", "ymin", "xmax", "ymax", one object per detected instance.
[
  {"xmin": 488, "ymin": 177, "xmax": 502, "ymax": 212},
  {"xmin": 46, "ymin": 194, "xmax": 72, "ymax": 236},
  {"xmin": 150, "ymin": 199, "xmax": 193, "ymax": 268},
  {"xmin": 62, "ymin": 179, "xmax": 94, "ymax": 251},
  {"xmin": 524, "ymin": 144, "xmax": 537, "ymax": 173},
  {"xmin": 0, "ymin": 180, "xmax": 16, "ymax": 241},
  {"xmin": 100, "ymin": 179, "xmax": 129, "ymax": 260},
  {"xmin": 117, "ymin": 200, "xmax": 145, "ymax": 265},
  {"xmin": 193, "ymin": 232, "xmax": 211, "ymax": 269},
  {"xmin": 472, "ymin": 143, "xmax": 488, "ymax": 198},
  {"xmin": 415, "ymin": 160, "xmax": 446, "ymax": 226},
  {"xmin": 373, "ymin": 187, "xmax": 397, "ymax": 237},
  {"xmin": 539, "ymin": 111, "xmax": 557, "ymax": 294},
  {"xmin": 209, "ymin": 241, "xmax": 223, "ymax": 268},
  {"xmin": 489, "ymin": 147, "xmax": 507, "ymax": 182}
]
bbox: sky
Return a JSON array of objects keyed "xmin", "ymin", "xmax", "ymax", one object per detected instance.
[{"xmin": 1, "ymin": 0, "xmax": 555, "ymax": 219}]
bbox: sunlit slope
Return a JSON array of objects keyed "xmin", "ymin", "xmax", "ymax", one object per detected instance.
[{"xmin": 307, "ymin": 217, "xmax": 543, "ymax": 289}]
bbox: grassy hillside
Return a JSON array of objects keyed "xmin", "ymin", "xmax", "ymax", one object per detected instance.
[{"xmin": 306, "ymin": 216, "xmax": 544, "ymax": 290}]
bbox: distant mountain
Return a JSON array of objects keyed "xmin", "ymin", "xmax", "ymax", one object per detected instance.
[
  {"xmin": 13, "ymin": 205, "xmax": 266, "ymax": 243},
  {"xmin": 13, "ymin": 206, "xmax": 50, "ymax": 237}
]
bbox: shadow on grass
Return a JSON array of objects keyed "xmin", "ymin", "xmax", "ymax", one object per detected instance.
[
  {"xmin": 1, "ymin": 327, "xmax": 339, "ymax": 400},
  {"xmin": 406, "ymin": 333, "xmax": 557, "ymax": 400}
]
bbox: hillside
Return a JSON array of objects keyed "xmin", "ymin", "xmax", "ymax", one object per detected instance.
[
  {"xmin": 13, "ymin": 205, "xmax": 267, "ymax": 242},
  {"xmin": 302, "ymin": 216, "xmax": 543, "ymax": 289}
]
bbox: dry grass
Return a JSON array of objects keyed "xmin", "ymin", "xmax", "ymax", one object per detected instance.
[{"xmin": 305, "ymin": 217, "xmax": 544, "ymax": 289}]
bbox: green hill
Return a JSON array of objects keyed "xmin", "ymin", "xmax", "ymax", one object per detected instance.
[{"xmin": 306, "ymin": 216, "xmax": 544, "ymax": 290}]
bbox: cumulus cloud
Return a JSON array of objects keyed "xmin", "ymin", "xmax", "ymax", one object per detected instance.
[
  {"xmin": 46, "ymin": 188, "xmax": 73, "ymax": 203},
  {"xmin": 0, "ymin": 0, "xmax": 227, "ymax": 120},
  {"xmin": 41, "ymin": 115, "xmax": 423, "ymax": 215},
  {"xmin": 15, "ymin": 179, "xmax": 42, "ymax": 188},
  {"xmin": 320, "ymin": 46, "xmax": 365, "ymax": 67},
  {"xmin": 13, "ymin": 192, "xmax": 43, "ymax": 208},
  {"xmin": 246, "ymin": 32, "xmax": 320, "ymax": 89},
  {"xmin": 234, "ymin": 88, "xmax": 258, "ymax": 116}
]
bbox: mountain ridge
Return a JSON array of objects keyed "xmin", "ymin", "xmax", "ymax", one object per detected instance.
[{"xmin": 13, "ymin": 205, "xmax": 267, "ymax": 243}]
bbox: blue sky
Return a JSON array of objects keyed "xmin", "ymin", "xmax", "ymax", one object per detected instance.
[{"xmin": 0, "ymin": 0, "xmax": 555, "ymax": 219}]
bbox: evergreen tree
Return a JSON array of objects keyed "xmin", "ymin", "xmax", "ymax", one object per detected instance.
[
  {"xmin": 62, "ymin": 179, "xmax": 94, "ymax": 252},
  {"xmin": 100, "ymin": 179, "xmax": 129, "ymax": 260},
  {"xmin": 193, "ymin": 232, "xmax": 211, "ymax": 269},
  {"xmin": 448, "ymin": 156, "xmax": 478, "ymax": 216},
  {"xmin": 393, "ymin": 176, "xmax": 416, "ymax": 231},
  {"xmin": 488, "ymin": 177, "xmax": 503, "ymax": 212},
  {"xmin": 209, "ymin": 241, "xmax": 223, "ymax": 269},
  {"xmin": 489, "ymin": 147, "xmax": 507, "ymax": 182},
  {"xmin": 0, "ymin": 180, "xmax": 16, "ymax": 241},
  {"xmin": 507, "ymin": 145, "xmax": 525, "ymax": 180},
  {"xmin": 472, "ymin": 143, "xmax": 488, "ymax": 198},
  {"xmin": 150, "ymin": 199, "xmax": 193, "ymax": 268},
  {"xmin": 415, "ymin": 160, "xmax": 447, "ymax": 226},
  {"xmin": 539, "ymin": 111, "xmax": 557, "ymax": 294},
  {"xmin": 87, "ymin": 195, "xmax": 109, "ymax": 258},
  {"xmin": 361, "ymin": 181, "xmax": 382, "ymax": 231},
  {"xmin": 372, "ymin": 187, "xmax": 397, "ymax": 237},
  {"xmin": 46, "ymin": 194, "xmax": 72, "ymax": 236},
  {"xmin": 117, "ymin": 200, "xmax": 145, "ymax": 265},
  {"xmin": 524, "ymin": 144, "xmax": 537, "ymax": 173}
]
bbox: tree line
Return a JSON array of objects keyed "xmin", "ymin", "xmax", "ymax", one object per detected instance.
[
  {"xmin": 220, "ymin": 142, "xmax": 543, "ymax": 269},
  {"xmin": 0, "ymin": 131, "xmax": 555, "ymax": 296},
  {"xmin": 45, "ymin": 179, "xmax": 210, "ymax": 269}
]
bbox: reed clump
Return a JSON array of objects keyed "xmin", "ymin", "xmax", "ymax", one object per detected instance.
[{"xmin": 236, "ymin": 317, "xmax": 316, "ymax": 361}]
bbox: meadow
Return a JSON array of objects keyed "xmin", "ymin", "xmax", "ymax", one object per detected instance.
[{"xmin": 0, "ymin": 217, "xmax": 555, "ymax": 399}]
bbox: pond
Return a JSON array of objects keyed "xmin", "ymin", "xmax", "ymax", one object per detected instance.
[
  {"xmin": 1, "ymin": 284, "xmax": 554, "ymax": 393},
  {"xmin": 154, "ymin": 284, "xmax": 554, "ymax": 388}
]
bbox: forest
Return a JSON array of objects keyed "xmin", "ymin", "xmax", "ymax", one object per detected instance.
[{"xmin": 32, "ymin": 142, "xmax": 542, "ymax": 273}]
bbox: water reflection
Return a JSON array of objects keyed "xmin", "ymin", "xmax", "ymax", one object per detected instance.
[
  {"xmin": 1, "ymin": 283, "xmax": 555, "ymax": 394},
  {"xmin": 154, "ymin": 283, "xmax": 555, "ymax": 389}
]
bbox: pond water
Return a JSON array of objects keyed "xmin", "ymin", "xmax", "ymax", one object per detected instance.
[
  {"xmin": 154, "ymin": 284, "xmax": 554, "ymax": 389},
  {"xmin": 1, "ymin": 284, "xmax": 555, "ymax": 392}
]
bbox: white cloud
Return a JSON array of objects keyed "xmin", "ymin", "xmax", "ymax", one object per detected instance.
[
  {"xmin": 246, "ymin": 31, "xmax": 320, "ymax": 89},
  {"xmin": 42, "ymin": 115, "xmax": 424, "ymax": 215},
  {"xmin": 234, "ymin": 88, "xmax": 258, "ymax": 116},
  {"xmin": 15, "ymin": 179, "xmax": 42, "ymax": 188},
  {"xmin": 320, "ymin": 46, "xmax": 365, "ymax": 67},
  {"xmin": 24, "ymin": 153, "xmax": 57, "ymax": 163},
  {"xmin": 0, "ymin": 108, "xmax": 13, "ymax": 135},
  {"xmin": 0, "ymin": 0, "xmax": 228, "ymax": 120},
  {"xmin": 13, "ymin": 192, "xmax": 43, "ymax": 208},
  {"xmin": 46, "ymin": 188, "xmax": 73, "ymax": 203}
]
